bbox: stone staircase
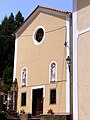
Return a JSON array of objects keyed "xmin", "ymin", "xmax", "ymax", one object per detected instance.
[
  {"xmin": 6, "ymin": 113, "xmax": 71, "ymax": 120},
  {"xmin": 28, "ymin": 115, "xmax": 40, "ymax": 120},
  {"xmin": 28, "ymin": 118, "xmax": 40, "ymax": 120},
  {"xmin": 6, "ymin": 110, "xmax": 20, "ymax": 120},
  {"xmin": 40, "ymin": 114, "xmax": 71, "ymax": 120},
  {"xmin": 29, "ymin": 114, "xmax": 71, "ymax": 120}
]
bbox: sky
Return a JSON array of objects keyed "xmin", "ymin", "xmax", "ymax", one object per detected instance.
[{"xmin": 0, "ymin": 0, "xmax": 72, "ymax": 23}]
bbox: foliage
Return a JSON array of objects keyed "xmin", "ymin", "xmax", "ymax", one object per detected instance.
[
  {"xmin": 0, "ymin": 109, "xmax": 6, "ymax": 120},
  {"xmin": 0, "ymin": 12, "xmax": 24, "ymax": 93},
  {"xmin": 15, "ymin": 11, "xmax": 24, "ymax": 28},
  {"xmin": 3, "ymin": 83, "xmax": 12, "ymax": 93}
]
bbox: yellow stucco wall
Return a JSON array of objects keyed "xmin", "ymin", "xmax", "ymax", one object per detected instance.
[
  {"xmin": 77, "ymin": 1, "xmax": 90, "ymax": 119},
  {"xmin": 16, "ymin": 12, "xmax": 66, "ymax": 114},
  {"xmin": 77, "ymin": 0, "xmax": 90, "ymax": 30},
  {"xmin": 78, "ymin": 32, "xmax": 90, "ymax": 120}
]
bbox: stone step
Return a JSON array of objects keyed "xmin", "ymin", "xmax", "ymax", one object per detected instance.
[
  {"xmin": 40, "ymin": 114, "xmax": 71, "ymax": 120},
  {"xmin": 7, "ymin": 111, "xmax": 19, "ymax": 118},
  {"xmin": 28, "ymin": 115, "xmax": 40, "ymax": 120},
  {"xmin": 6, "ymin": 119, "xmax": 20, "ymax": 120},
  {"xmin": 6, "ymin": 112, "xmax": 19, "ymax": 120},
  {"xmin": 6, "ymin": 116, "xmax": 20, "ymax": 120},
  {"xmin": 6, "ymin": 118, "xmax": 20, "ymax": 120},
  {"xmin": 28, "ymin": 118, "xmax": 40, "ymax": 120}
]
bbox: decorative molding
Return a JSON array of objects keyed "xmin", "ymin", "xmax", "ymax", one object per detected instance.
[
  {"xmin": 33, "ymin": 26, "xmax": 45, "ymax": 45},
  {"xmin": 73, "ymin": 0, "xmax": 78, "ymax": 120},
  {"xmin": 79, "ymin": 26, "xmax": 90, "ymax": 36},
  {"xmin": 31, "ymin": 85, "xmax": 45, "ymax": 99},
  {"xmin": 21, "ymin": 67, "xmax": 28, "ymax": 87},
  {"xmin": 49, "ymin": 61, "xmax": 57, "ymax": 83},
  {"xmin": 13, "ymin": 33, "xmax": 18, "ymax": 82},
  {"xmin": 41, "ymin": 8, "xmax": 70, "ymax": 17},
  {"xmin": 66, "ymin": 15, "xmax": 70, "ymax": 113}
]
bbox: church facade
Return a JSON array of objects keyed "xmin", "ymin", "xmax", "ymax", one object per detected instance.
[{"xmin": 13, "ymin": 6, "xmax": 72, "ymax": 116}]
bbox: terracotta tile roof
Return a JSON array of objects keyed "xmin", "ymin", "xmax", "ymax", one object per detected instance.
[
  {"xmin": 38, "ymin": 5, "xmax": 71, "ymax": 14},
  {"xmin": 14, "ymin": 5, "xmax": 71, "ymax": 34}
]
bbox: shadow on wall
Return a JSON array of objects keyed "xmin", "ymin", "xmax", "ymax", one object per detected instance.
[
  {"xmin": 77, "ymin": 0, "xmax": 90, "ymax": 11},
  {"xmin": 73, "ymin": 0, "xmax": 90, "ymax": 12}
]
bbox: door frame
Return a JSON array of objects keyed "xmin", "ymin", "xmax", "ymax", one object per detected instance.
[{"xmin": 31, "ymin": 85, "xmax": 45, "ymax": 115}]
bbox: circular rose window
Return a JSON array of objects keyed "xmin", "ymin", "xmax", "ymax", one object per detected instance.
[{"xmin": 33, "ymin": 26, "xmax": 45, "ymax": 45}]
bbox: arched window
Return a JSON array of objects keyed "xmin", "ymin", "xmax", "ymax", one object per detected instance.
[
  {"xmin": 21, "ymin": 67, "xmax": 27, "ymax": 87},
  {"xmin": 49, "ymin": 61, "xmax": 57, "ymax": 82}
]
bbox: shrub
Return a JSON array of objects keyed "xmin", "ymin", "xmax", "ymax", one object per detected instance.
[{"xmin": 0, "ymin": 110, "xmax": 6, "ymax": 120}]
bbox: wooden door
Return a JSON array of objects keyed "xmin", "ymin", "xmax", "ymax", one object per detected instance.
[{"xmin": 32, "ymin": 88, "xmax": 43, "ymax": 116}]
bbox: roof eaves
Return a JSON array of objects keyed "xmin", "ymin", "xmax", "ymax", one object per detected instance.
[
  {"xmin": 13, "ymin": 5, "xmax": 71, "ymax": 35},
  {"xmin": 39, "ymin": 5, "xmax": 71, "ymax": 14}
]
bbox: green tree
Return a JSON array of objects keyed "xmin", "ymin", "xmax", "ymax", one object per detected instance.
[
  {"xmin": 2, "ymin": 66, "xmax": 12, "ymax": 84},
  {"xmin": 15, "ymin": 11, "xmax": 24, "ymax": 29},
  {"xmin": 2, "ymin": 66, "xmax": 12, "ymax": 93},
  {"xmin": 0, "ymin": 11, "xmax": 24, "ymax": 92}
]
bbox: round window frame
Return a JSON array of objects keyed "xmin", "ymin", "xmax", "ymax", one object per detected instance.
[{"xmin": 33, "ymin": 26, "xmax": 45, "ymax": 45}]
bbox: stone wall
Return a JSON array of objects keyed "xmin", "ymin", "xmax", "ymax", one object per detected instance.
[{"xmin": 40, "ymin": 115, "xmax": 70, "ymax": 120}]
